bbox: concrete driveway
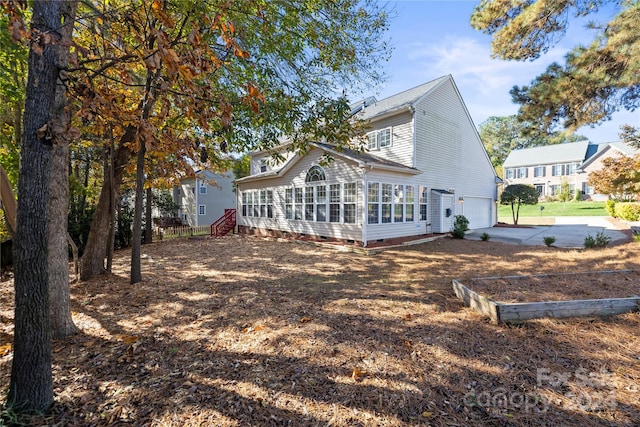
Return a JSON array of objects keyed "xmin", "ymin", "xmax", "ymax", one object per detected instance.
[{"xmin": 466, "ymin": 216, "xmax": 632, "ymax": 248}]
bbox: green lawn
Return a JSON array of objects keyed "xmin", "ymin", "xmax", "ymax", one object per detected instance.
[{"xmin": 498, "ymin": 201, "xmax": 607, "ymax": 218}]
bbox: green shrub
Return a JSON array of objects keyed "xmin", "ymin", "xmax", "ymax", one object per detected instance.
[
  {"xmin": 543, "ymin": 236, "xmax": 556, "ymax": 247},
  {"xmin": 480, "ymin": 232, "xmax": 490, "ymax": 241},
  {"xmin": 614, "ymin": 202, "xmax": 640, "ymax": 221},
  {"xmin": 573, "ymin": 190, "xmax": 582, "ymax": 202},
  {"xmin": 451, "ymin": 215, "xmax": 469, "ymax": 239},
  {"xmin": 605, "ymin": 199, "xmax": 616, "ymax": 217},
  {"xmin": 584, "ymin": 231, "xmax": 611, "ymax": 249}
]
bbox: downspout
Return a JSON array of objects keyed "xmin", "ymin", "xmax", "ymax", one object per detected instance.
[
  {"xmin": 194, "ymin": 176, "xmax": 198, "ymax": 227},
  {"xmin": 411, "ymin": 106, "xmax": 417, "ymax": 168},
  {"xmin": 362, "ymin": 166, "xmax": 368, "ymax": 247},
  {"xmin": 235, "ymin": 182, "xmax": 239, "ymax": 235}
]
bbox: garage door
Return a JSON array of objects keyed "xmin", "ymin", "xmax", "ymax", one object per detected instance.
[{"xmin": 462, "ymin": 197, "xmax": 492, "ymax": 229}]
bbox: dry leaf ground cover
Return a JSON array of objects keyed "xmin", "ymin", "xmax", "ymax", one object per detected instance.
[{"xmin": 1, "ymin": 235, "xmax": 640, "ymax": 426}]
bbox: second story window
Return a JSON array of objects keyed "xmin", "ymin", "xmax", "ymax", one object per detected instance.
[
  {"xmin": 366, "ymin": 127, "xmax": 392, "ymax": 150},
  {"xmin": 506, "ymin": 168, "xmax": 515, "ymax": 179},
  {"xmin": 199, "ymin": 183, "xmax": 207, "ymax": 194},
  {"xmin": 379, "ymin": 128, "xmax": 392, "ymax": 147},
  {"xmin": 259, "ymin": 159, "xmax": 267, "ymax": 173},
  {"xmin": 517, "ymin": 167, "xmax": 528, "ymax": 178},
  {"xmin": 367, "ymin": 132, "xmax": 378, "ymax": 150},
  {"xmin": 552, "ymin": 163, "xmax": 577, "ymax": 176},
  {"xmin": 534, "ymin": 166, "xmax": 546, "ymax": 177}
]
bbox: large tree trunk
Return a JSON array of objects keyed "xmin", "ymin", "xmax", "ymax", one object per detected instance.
[
  {"xmin": 49, "ymin": 142, "xmax": 78, "ymax": 338},
  {"xmin": 48, "ymin": 0, "xmax": 78, "ymax": 339},
  {"xmin": 10, "ymin": 0, "xmax": 76, "ymax": 413},
  {"xmin": 145, "ymin": 186, "xmax": 153, "ymax": 244},
  {"xmin": 79, "ymin": 128, "xmax": 135, "ymax": 281},
  {"xmin": 130, "ymin": 143, "xmax": 146, "ymax": 284},
  {"xmin": 106, "ymin": 136, "xmax": 116, "ymax": 272},
  {"xmin": 129, "ymin": 67, "xmax": 158, "ymax": 284}
]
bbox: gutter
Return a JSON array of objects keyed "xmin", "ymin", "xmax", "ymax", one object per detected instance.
[
  {"xmin": 362, "ymin": 105, "xmax": 413, "ymax": 122},
  {"xmin": 365, "ymin": 163, "xmax": 421, "ymax": 175},
  {"xmin": 234, "ymin": 172, "xmax": 280, "ymax": 184}
]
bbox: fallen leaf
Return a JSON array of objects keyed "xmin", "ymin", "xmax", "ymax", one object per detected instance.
[
  {"xmin": 402, "ymin": 339, "xmax": 413, "ymax": 350},
  {"xmin": 299, "ymin": 317, "xmax": 313, "ymax": 323},
  {"xmin": 243, "ymin": 325, "xmax": 268, "ymax": 333},
  {"xmin": 351, "ymin": 367, "xmax": 368, "ymax": 381},
  {"xmin": 422, "ymin": 411, "xmax": 433, "ymax": 418},
  {"xmin": 0, "ymin": 343, "xmax": 12, "ymax": 356},
  {"xmin": 403, "ymin": 313, "xmax": 412, "ymax": 321},
  {"xmin": 116, "ymin": 334, "xmax": 139, "ymax": 344}
]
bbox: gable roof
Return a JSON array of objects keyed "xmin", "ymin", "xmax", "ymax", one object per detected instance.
[
  {"xmin": 356, "ymin": 75, "xmax": 450, "ymax": 121},
  {"xmin": 311, "ymin": 142, "xmax": 419, "ymax": 173},
  {"xmin": 579, "ymin": 140, "xmax": 640, "ymax": 170},
  {"xmin": 609, "ymin": 140, "xmax": 640, "ymax": 156},
  {"xmin": 502, "ymin": 140, "xmax": 592, "ymax": 168},
  {"xmin": 249, "ymin": 74, "xmax": 452, "ymax": 157},
  {"xmin": 234, "ymin": 141, "xmax": 420, "ymax": 184}
]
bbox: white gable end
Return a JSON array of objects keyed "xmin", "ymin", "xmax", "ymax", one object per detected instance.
[{"xmin": 414, "ymin": 78, "xmax": 496, "ymax": 199}]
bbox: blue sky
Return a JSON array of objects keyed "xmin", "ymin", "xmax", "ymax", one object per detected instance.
[{"xmin": 371, "ymin": 0, "xmax": 637, "ymax": 143}]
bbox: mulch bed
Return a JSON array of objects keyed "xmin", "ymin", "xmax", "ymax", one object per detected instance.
[
  {"xmin": 468, "ymin": 270, "xmax": 640, "ymax": 303},
  {"xmin": 1, "ymin": 235, "xmax": 640, "ymax": 426}
]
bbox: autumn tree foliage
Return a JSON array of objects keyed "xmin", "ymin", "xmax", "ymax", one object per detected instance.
[
  {"xmin": 588, "ymin": 155, "xmax": 640, "ymax": 201},
  {"xmin": 0, "ymin": 7, "xmax": 27, "ymax": 187},
  {"xmin": 471, "ymin": 0, "xmax": 640, "ymax": 137},
  {"xmin": 71, "ymin": 0, "xmax": 390, "ymax": 281},
  {"xmin": 500, "ymin": 184, "xmax": 539, "ymax": 225}
]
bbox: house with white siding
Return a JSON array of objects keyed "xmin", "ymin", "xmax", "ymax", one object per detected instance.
[{"xmin": 234, "ymin": 75, "xmax": 500, "ymax": 246}]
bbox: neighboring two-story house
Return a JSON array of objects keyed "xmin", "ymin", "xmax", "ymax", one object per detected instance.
[
  {"xmin": 578, "ymin": 141, "xmax": 640, "ymax": 200},
  {"xmin": 173, "ymin": 170, "xmax": 236, "ymax": 226},
  {"xmin": 502, "ymin": 140, "xmax": 639, "ymax": 200},
  {"xmin": 234, "ymin": 75, "xmax": 500, "ymax": 246}
]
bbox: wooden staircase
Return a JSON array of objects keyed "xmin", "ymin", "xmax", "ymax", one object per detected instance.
[{"xmin": 210, "ymin": 209, "xmax": 236, "ymax": 237}]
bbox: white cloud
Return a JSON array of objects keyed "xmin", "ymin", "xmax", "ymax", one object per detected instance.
[
  {"xmin": 374, "ymin": 23, "xmax": 635, "ymax": 141},
  {"xmin": 405, "ymin": 36, "xmax": 566, "ymax": 96}
]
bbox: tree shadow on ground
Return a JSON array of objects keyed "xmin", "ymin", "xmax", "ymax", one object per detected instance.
[{"xmin": 2, "ymin": 235, "xmax": 639, "ymax": 426}]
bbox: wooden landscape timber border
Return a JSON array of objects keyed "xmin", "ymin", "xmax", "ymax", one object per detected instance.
[{"xmin": 452, "ymin": 270, "xmax": 640, "ymax": 323}]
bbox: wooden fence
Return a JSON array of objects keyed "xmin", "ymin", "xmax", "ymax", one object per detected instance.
[{"xmin": 156, "ymin": 225, "xmax": 210, "ymax": 239}]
